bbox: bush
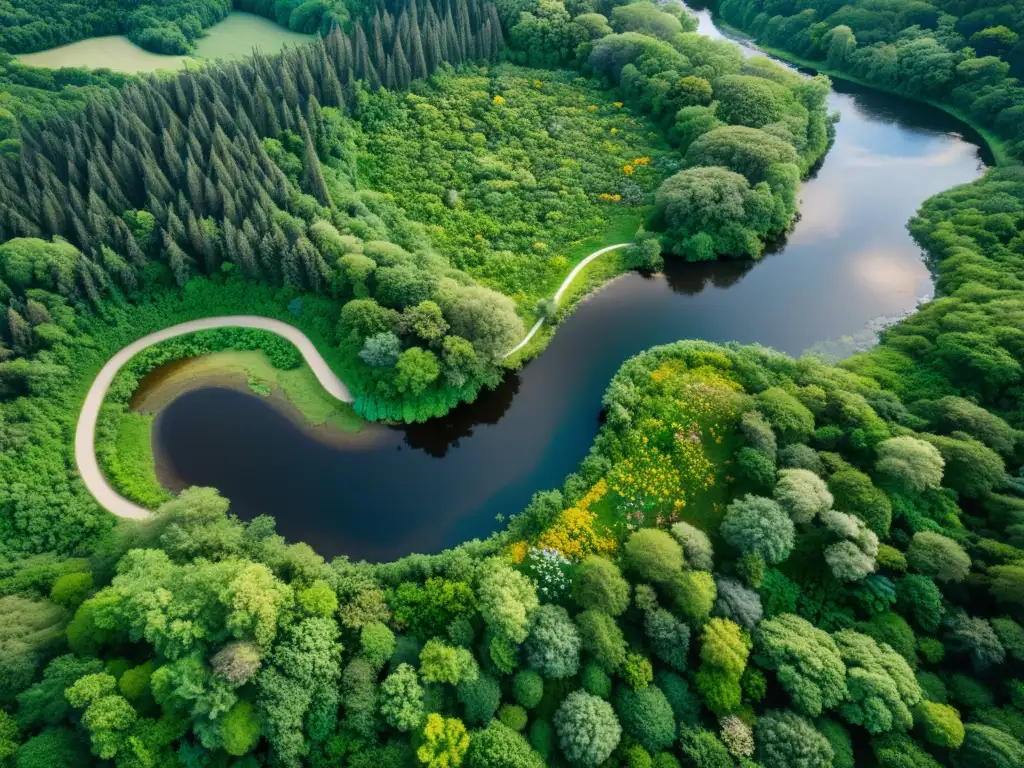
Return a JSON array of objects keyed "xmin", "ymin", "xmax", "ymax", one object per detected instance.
[
  {"xmin": 778, "ymin": 443, "xmax": 824, "ymax": 473},
  {"xmin": 669, "ymin": 522, "xmax": 714, "ymax": 571},
  {"xmin": 222, "ymin": 699, "xmax": 261, "ymax": 756},
  {"xmin": 465, "ymin": 720, "xmax": 544, "ymax": 768},
  {"xmin": 622, "ymin": 652, "xmax": 654, "ymax": 689},
  {"xmin": 958, "ymin": 723, "xmax": 1024, "ymax": 768},
  {"xmin": 528, "ymin": 719, "xmax": 553, "ymax": 760},
  {"xmin": 914, "ymin": 701, "xmax": 965, "ymax": 749},
  {"xmin": 497, "ymin": 704, "xmax": 528, "ymax": 732},
  {"xmin": 856, "ymin": 612, "xmax": 918, "ymax": 668},
  {"xmin": 876, "ymin": 544, "xmax": 908, "ymax": 573},
  {"xmin": 573, "ymin": 556, "xmax": 630, "ymax": 616},
  {"xmin": 582, "ymin": 663, "xmax": 612, "ymax": 698},
  {"xmin": 817, "ymin": 719, "xmax": 854, "ymax": 768},
  {"xmin": 513, "ymin": 670, "xmax": 544, "ymax": 709},
  {"xmin": 664, "ymin": 569, "xmax": 717, "ymax": 627},
  {"xmin": 755, "ymin": 710, "xmax": 834, "ymax": 768},
  {"xmin": 712, "ymin": 576, "xmax": 763, "ymax": 630},
  {"xmin": 554, "ymin": 691, "xmax": 621, "ymax": 767},
  {"xmin": 615, "ymin": 685, "xmax": 676, "ymax": 753},
  {"xmin": 896, "ymin": 575, "xmax": 945, "ymax": 633},
  {"xmin": 644, "ymin": 609, "xmax": 691, "ymax": 671},
  {"xmin": 719, "ymin": 715, "xmax": 753, "ymax": 759},
  {"xmin": 656, "ymin": 670, "xmax": 702, "ymax": 725},
  {"xmin": 720, "ymin": 495, "xmax": 795, "ymax": 564},
  {"xmin": 755, "ymin": 614, "xmax": 846, "ymax": 718},
  {"xmin": 576, "ymin": 610, "xmax": 627, "ymax": 672},
  {"xmin": 48, "ymin": 572, "xmax": 93, "ymax": 608},
  {"xmin": 944, "ymin": 614, "xmax": 1005, "ymax": 672},
  {"xmin": 773, "ymin": 468, "xmax": 833, "ymax": 524},
  {"xmin": 360, "ymin": 621, "xmax": 396, "ymax": 673},
  {"xmin": 828, "ymin": 469, "xmax": 893, "ymax": 537},
  {"xmin": 991, "ymin": 617, "xmax": 1024, "ymax": 662},
  {"xmin": 380, "ymin": 663, "xmax": 425, "ymax": 732},
  {"xmin": 457, "ymin": 673, "xmax": 501, "ymax": 726},
  {"xmin": 14, "ymin": 728, "xmax": 90, "ymax": 768},
  {"xmin": 947, "ymin": 674, "xmax": 994, "ymax": 711},
  {"xmin": 622, "ymin": 530, "xmax": 684, "ymax": 584},
  {"xmin": 678, "ymin": 727, "xmax": 732, "ymax": 768},
  {"xmin": 907, "ymin": 532, "xmax": 971, "ymax": 582},
  {"xmin": 524, "ymin": 604, "xmax": 581, "ymax": 679},
  {"xmin": 876, "ymin": 437, "xmax": 945, "ymax": 494}
]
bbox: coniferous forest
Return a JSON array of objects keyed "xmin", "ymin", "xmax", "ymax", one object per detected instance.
[{"xmin": 0, "ymin": 0, "xmax": 1022, "ymax": 767}]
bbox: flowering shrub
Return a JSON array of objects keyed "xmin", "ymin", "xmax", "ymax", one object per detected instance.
[
  {"xmin": 537, "ymin": 479, "xmax": 617, "ymax": 561},
  {"xmin": 522, "ymin": 547, "xmax": 572, "ymax": 602}
]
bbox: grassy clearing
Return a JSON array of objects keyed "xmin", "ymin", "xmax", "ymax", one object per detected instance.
[
  {"xmin": 98, "ymin": 411, "xmax": 173, "ymax": 508},
  {"xmin": 504, "ymin": 220, "xmax": 639, "ymax": 366}
]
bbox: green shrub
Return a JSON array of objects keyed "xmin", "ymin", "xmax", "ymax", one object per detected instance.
[
  {"xmin": 614, "ymin": 685, "xmax": 676, "ymax": 753},
  {"xmin": 513, "ymin": 670, "xmax": 544, "ymax": 709}
]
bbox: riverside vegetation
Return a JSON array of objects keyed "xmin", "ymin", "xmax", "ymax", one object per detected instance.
[{"xmin": 0, "ymin": 0, "xmax": 1021, "ymax": 767}]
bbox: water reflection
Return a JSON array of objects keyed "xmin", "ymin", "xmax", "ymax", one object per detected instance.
[
  {"xmin": 152, "ymin": 11, "xmax": 988, "ymax": 561},
  {"xmin": 401, "ymin": 373, "xmax": 521, "ymax": 457}
]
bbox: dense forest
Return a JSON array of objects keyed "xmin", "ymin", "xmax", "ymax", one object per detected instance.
[
  {"xmin": 0, "ymin": 0, "xmax": 1021, "ymax": 767},
  {"xmin": 717, "ymin": 0, "xmax": 1024, "ymax": 163}
]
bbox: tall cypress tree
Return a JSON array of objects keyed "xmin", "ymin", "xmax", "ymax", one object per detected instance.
[
  {"xmin": 300, "ymin": 117, "xmax": 331, "ymax": 207},
  {"xmin": 163, "ymin": 231, "xmax": 192, "ymax": 287},
  {"xmin": 409, "ymin": 1, "xmax": 429, "ymax": 80},
  {"xmin": 393, "ymin": 36, "xmax": 413, "ymax": 91}
]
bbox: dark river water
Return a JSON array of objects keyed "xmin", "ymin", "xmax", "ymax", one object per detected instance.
[{"xmin": 151, "ymin": 9, "xmax": 990, "ymax": 561}]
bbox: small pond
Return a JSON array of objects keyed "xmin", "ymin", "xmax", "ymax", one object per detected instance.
[{"xmin": 147, "ymin": 8, "xmax": 991, "ymax": 562}]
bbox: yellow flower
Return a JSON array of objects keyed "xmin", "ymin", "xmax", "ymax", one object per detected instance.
[
  {"xmin": 623, "ymin": 164, "xmax": 634, "ymax": 175},
  {"xmin": 533, "ymin": 242, "xmax": 547, "ymax": 250},
  {"xmin": 537, "ymin": 479, "xmax": 616, "ymax": 561},
  {"xmin": 610, "ymin": 127, "xmax": 618, "ymax": 134},
  {"xmin": 533, "ymin": 80, "xmax": 543, "ymax": 88},
  {"xmin": 614, "ymin": 101, "xmax": 623, "ymax": 108},
  {"xmin": 587, "ymin": 105, "xmax": 598, "ymax": 111},
  {"xmin": 493, "ymin": 95, "xmax": 505, "ymax": 104},
  {"xmin": 506, "ymin": 541, "xmax": 528, "ymax": 564}
]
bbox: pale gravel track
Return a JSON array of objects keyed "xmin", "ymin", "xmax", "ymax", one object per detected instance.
[
  {"xmin": 75, "ymin": 316, "xmax": 352, "ymax": 520},
  {"xmin": 77, "ymin": 243, "xmax": 630, "ymax": 520},
  {"xmin": 503, "ymin": 242, "xmax": 629, "ymax": 358}
]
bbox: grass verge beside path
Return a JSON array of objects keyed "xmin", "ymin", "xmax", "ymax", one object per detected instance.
[{"xmin": 505, "ymin": 214, "xmax": 641, "ymax": 364}]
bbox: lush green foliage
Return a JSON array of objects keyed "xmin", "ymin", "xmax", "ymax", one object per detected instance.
[
  {"xmin": 0, "ymin": 1, "xmax": 1022, "ymax": 767},
  {"xmin": 718, "ymin": 0, "xmax": 1024, "ymax": 163}
]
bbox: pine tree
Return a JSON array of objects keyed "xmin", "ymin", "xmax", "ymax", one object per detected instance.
[
  {"xmin": 163, "ymin": 232, "xmax": 192, "ymax": 287},
  {"xmin": 237, "ymin": 219, "xmax": 261, "ymax": 278},
  {"xmin": 7, "ymin": 308, "xmax": 33, "ymax": 355},
  {"xmin": 409, "ymin": 1, "xmax": 429, "ymax": 80},
  {"xmin": 25, "ymin": 300, "xmax": 52, "ymax": 327},
  {"xmin": 282, "ymin": 244, "xmax": 303, "ymax": 288},
  {"xmin": 41, "ymin": 189, "xmax": 65, "ymax": 237},
  {"xmin": 393, "ymin": 36, "xmax": 412, "ymax": 91},
  {"xmin": 100, "ymin": 246, "xmax": 138, "ymax": 292},
  {"xmin": 300, "ymin": 118, "xmax": 331, "ymax": 207}
]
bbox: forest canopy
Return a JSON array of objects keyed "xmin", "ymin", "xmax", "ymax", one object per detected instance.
[{"xmin": 0, "ymin": 0, "xmax": 1021, "ymax": 767}]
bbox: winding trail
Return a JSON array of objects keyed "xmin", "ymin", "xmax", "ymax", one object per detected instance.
[
  {"xmin": 503, "ymin": 242, "xmax": 629, "ymax": 358},
  {"xmin": 75, "ymin": 316, "xmax": 353, "ymax": 520},
  {"xmin": 76, "ymin": 244, "xmax": 630, "ymax": 520}
]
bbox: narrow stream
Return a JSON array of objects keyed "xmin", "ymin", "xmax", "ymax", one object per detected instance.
[{"xmin": 150, "ymin": 9, "xmax": 990, "ymax": 561}]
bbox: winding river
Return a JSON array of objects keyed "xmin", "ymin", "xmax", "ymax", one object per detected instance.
[{"xmin": 142, "ymin": 8, "xmax": 991, "ymax": 562}]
